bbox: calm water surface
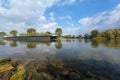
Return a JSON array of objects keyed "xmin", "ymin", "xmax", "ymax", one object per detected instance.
[{"xmin": 0, "ymin": 39, "xmax": 120, "ymax": 80}]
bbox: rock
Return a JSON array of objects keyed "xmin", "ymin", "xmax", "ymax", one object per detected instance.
[
  {"xmin": 82, "ymin": 78, "xmax": 97, "ymax": 80},
  {"xmin": 32, "ymin": 72, "xmax": 42, "ymax": 80},
  {"xmin": 11, "ymin": 61, "xmax": 19, "ymax": 68},
  {"xmin": 69, "ymin": 72, "xmax": 81, "ymax": 80},
  {"xmin": 86, "ymin": 71, "xmax": 96, "ymax": 78},
  {"xmin": 62, "ymin": 69, "xmax": 69, "ymax": 75},
  {"xmin": 55, "ymin": 75, "xmax": 62, "ymax": 80},
  {"xmin": 47, "ymin": 64, "xmax": 58, "ymax": 77},
  {"xmin": 0, "ymin": 57, "xmax": 11, "ymax": 63},
  {"xmin": 40, "ymin": 72, "xmax": 54, "ymax": 80},
  {"xmin": 0, "ymin": 64, "xmax": 13, "ymax": 73},
  {"xmin": 25, "ymin": 72, "xmax": 33, "ymax": 80},
  {"xmin": 0, "ymin": 70, "xmax": 12, "ymax": 80},
  {"xmin": 10, "ymin": 69, "xmax": 26, "ymax": 80},
  {"xmin": 25, "ymin": 67, "xmax": 35, "ymax": 80},
  {"xmin": 98, "ymin": 76, "xmax": 110, "ymax": 80}
]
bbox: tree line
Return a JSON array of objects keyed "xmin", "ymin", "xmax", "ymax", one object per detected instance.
[
  {"xmin": 0, "ymin": 28, "xmax": 62, "ymax": 38},
  {"xmin": 0, "ymin": 28, "xmax": 120, "ymax": 40},
  {"xmin": 84, "ymin": 29, "xmax": 120, "ymax": 39}
]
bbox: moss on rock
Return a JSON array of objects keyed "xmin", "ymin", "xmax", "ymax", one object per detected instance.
[{"xmin": 10, "ymin": 69, "xmax": 26, "ymax": 80}]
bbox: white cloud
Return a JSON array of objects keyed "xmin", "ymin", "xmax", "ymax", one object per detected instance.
[
  {"xmin": 49, "ymin": 12, "xmax": 54, "ymax": 17},
  {"xmin": 49, "ymin": 12, "xmax": 55, "ymax": 22},
  {"xmin": 1, "ymin": 0, "xmax": 120, "ymax": 35},
  {"xmin": 58, "ymin": 16, "xmax": 72, "ymax": 20},
  {"xmin": 63, "ymin": 27, "xmax": 80, "ymax": 35},
  {"xmin": 78, "ymin": 4, "xmax": 120, "ymax": 33},
  {"xmin": 40, "ymin": 22, "xmax": 61, "ymax": 33},
  {"xmin": 0, "ymin": 0, "xmax": 59, "ymax": 33},
  {"xmin": 0, "ymin": 0, "xmax": 78, "ymax": 35},
  {"xmin": 58, "ymin": 0, "xmax": 76, "ymax": 6}
]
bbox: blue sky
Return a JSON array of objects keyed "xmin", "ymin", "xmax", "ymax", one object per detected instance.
[{"xmin": 0, "ymin": 0, "xmax": 120, "ymax": 35}]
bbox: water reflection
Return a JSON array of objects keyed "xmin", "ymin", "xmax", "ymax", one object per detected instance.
[
  {"xmin": 91, "ymin": 39, "xmax": 120, "ymax": 48},
  {"xmin": 2, "ymin": 39, "xmax": 63, "ymax": 49},
  {"xmin": 10, "ymin": 41, "xmax": 17, "ymax": 47},
  {"xmin": 0, "ymin": 39, "xmax": 6, "ymax": 45},
  {"xmin": 55, "ymin": 40, "xmax": 62, "ymax": 49},
  {"xmin": 65, "ymin": 39, "xmax": 71, "ymax": 43},
  {"xmin": 84, "ymin": 39, "xmax": 91, "ymax": 43},
  {"xmin": 78, "ymin": 39, "xmax": 82, "ymax": 42},
  {"xmin": 0, "ymin": 39, "xmax": 120, "ymax": 80},
  {"xmin": 2, "ymin": 39, "xmax": 120, "ymax": 49},
  {"xmin": 27, "ymin": 42, "xmax": 37, "ymax": 48},
  {"xmin": 91, "ymin": 40, "xmax": 99, "ymax": 48}
]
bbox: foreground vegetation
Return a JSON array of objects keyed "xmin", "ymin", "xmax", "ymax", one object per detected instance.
[{"xmin": 0, "ymin": 57, "xmax": 25, "ymax": 80}]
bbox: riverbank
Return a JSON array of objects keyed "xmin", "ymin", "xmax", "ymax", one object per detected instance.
[
  {"xmin": 3, "ymin": 36, "xmax": 57, "ymax": 42},
  {"xmin": 0, "ymin": 57, "xmax": 25, "ymax": 80}
]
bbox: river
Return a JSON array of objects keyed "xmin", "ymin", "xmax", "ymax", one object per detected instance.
[{"xmin": 0, "ymin": 39, "xmax": 120, "ymax": 80}]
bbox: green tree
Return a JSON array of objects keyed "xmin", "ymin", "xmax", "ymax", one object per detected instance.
[
  {"xmin": 84, "ymin": 34, "xmax": 91, "ymax": 39},
  {"xmin": 65, "ymin": 35, "xmax": 71, "ymax": 39},
  {"xmin": 46, "ymin": 31, "xmax": 51, "ymax": 35},
  {"xmin": 91, "ymin": 29, "xmax": 99, "ymax": 37},
  {"xmin": 27, "ymin": 28, "xmax": 36, "ymax": 35},
  {"xmin": 55, "ymin": 28, "xmax": 62, "ymax": 37},
  {"xmin": 78, "ymin": 34, "xmax": 82, "ymax": 39},
  {"xmin": 72, "ymin": 35, "xmax": 76, "ymax": 38},
  {"xmin": 101, "ymin": 32, "xmax": 106, "ymax": 37},
  {"xmin": 105, "ymin": 29, "xmax": 115, "ymax": 39},
  {"xmin": 115, "ymin": 29, "xmax": 120, "ymax": 37},
  {"xmin": 0, "ymin": 32, "xmax": 6, "ymax": 37},
  {"xmin": 10, "ymin": 30, "xmax": 18, "ymax": 37}
]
